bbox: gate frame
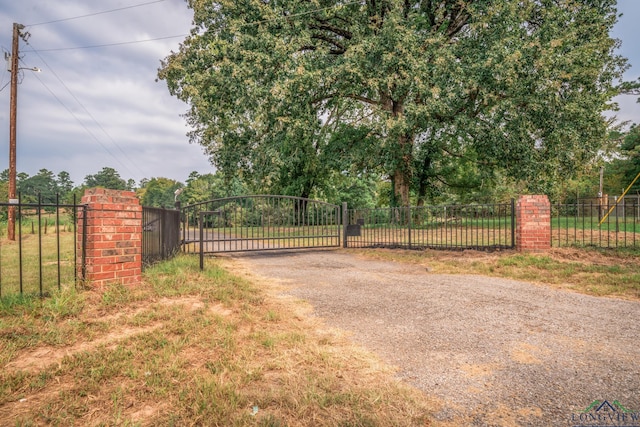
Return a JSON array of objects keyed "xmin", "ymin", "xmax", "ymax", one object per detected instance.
[
  {"xmin": 142, "ymin": 205, "xmax": 181, "ymax": 268},
  {"xmin": 180, "ymin": 195, "xmax": 553, "ymax": 269},
  {"xmin": 180, "ymin": 195, "xmax": 342, "ymax": 264}
]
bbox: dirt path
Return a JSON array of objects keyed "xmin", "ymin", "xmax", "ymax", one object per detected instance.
[{"xmin": 226, "ymin": 249, "xmax": 640, "ymax": 427}]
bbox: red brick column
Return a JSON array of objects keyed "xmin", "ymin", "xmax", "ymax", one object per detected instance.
[
  {"xmin": 516, "ymin": 195, "xmax": 551, "ymax": 252},
  {"xmin": 77, "ymin": 188, "xmax": 142, "ymax": 288}
]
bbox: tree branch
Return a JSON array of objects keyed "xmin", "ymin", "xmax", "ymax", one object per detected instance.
[
  {"xmin": 347, "ymin": 94, "xmax": 381, "ymax": 107},
  {"xmin": 310, "ymin": 33, "xmax": 347, "ymax": 54},
  {"xmin": 310, "ymin": 19, "xmax": 353, "ymax": 40}
]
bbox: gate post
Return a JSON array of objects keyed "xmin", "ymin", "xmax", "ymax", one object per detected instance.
[
  {"xmin": 77, "ymin": 188, "xmax": 142, "ymax": 288},
  {"xmin": 407, "ymin": 205, "xmax": 412, "ymax": 249},
  {"xmin": 516, "ymin": 195, "xmax": 551, "ymax": 252},
  {"xmin": 342, "ymin": 202, "xmax": 348, "ymax": 248}
]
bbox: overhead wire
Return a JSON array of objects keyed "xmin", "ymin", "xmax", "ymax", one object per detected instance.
[
  {"xmin": 27, "ymin": 35, "xmax": 187, "ymax": 52},
  {"xmin": 24, "ymin": 42, "xmax": 149, "ymax": 180},
  {"xmin": 26, "ymin": 0, "xmax": 167, "ymax": 27},
  {"xmin": 9, "ymin": 0, "xmax": 363, "ymax": 183},
  {"xmin": 23, "ymin": 1, "xmax": 362, "ymax": 53},
  {"xmin": 12, "ymin": 0, "xmax": 178, "ymax": 182},
  {"xmin": 28, "ymin": 34, "xmax": 188, "ymax": 52},
  {"xmin": 21, "ymin": 56, "xmax": 143, "ymax": 181}
]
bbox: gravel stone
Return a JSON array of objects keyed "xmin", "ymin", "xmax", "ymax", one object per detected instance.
[{"xmin": 228, "ymin": 249, "xmax": 640, "ymax": 426}]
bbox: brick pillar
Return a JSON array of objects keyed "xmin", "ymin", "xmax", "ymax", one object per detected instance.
[
  {"xmin": 516, "ymin": 195, "xmax": 551, "ymax": 252},
  {"xmin": 78, "ymin": 188, "xmax": 142, "ymax": 288}
]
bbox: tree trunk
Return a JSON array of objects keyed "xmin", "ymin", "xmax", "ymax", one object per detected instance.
[
  {"xmin": 393, "ymin": 168, "xmax": 410, "ymax": 207},
  {"xmin": 416, "ymin": 155, "xmax": 432, "ymax": 206},
  {"xmin": 388, "ymin": 99, "xmax": 412, "ymax": 207}
]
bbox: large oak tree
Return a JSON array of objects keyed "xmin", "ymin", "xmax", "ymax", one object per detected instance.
[{"xmin": 159, "ymin": 0, "xmax": 626, "ymax": 205}]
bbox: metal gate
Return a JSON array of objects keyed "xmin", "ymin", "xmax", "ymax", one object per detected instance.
[
  {"xmin": 180, "ymin": 196, "xmax": 342, "ymax": 257},
  {"xmin": 142, "ymin": 206, "xmax": 181, "ymax": 268}
]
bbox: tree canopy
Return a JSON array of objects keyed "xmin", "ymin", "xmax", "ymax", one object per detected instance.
[
  {"xmin": 159, "ymin": 0, "xmax": 627, "ymax": 205},
  {"xmin": 84, "ymin": 167, "xmax": 133, "ymax": 191},
  {"xmin": 138, "ymin": 177, "xmax": 184, "ymax": 208},
  {"xmin": 0, "ymin": 169, "xmax": 75, "ymax": 204},
  {"xmin": 608, "ymin": 124, "xmax": 640, "ymax": 195}
]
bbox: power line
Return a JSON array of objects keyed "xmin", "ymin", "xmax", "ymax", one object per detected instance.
[
  {"xmin": 25, "ymin": 43, "xmax": 149, "ymax": 179},
  {"xmin": 25, "ymin": 35, "xmax": 187, "ymax": 52},
  {"xmin": 21, "ymin": 2, "xmax": 361, "ymax": 54},
  {"xmin": 26, "ymin": 0, "xmax": 167, "ymax": 27},
  {"xmin": 21, "ymin": 56, "xmax": 144, "ymax": 181}
]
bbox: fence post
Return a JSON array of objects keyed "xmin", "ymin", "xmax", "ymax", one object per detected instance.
[
  {"xmin": 77, "ymin": 188, "xmax": 142, "ymax": 288},
  {"xmin": 516, "ymin": 195, "xmax": 551, "ymax": 252},
  {"xmin": 510, "ymin": 198, "xmax": 515, "ymax": 249},
  {"xmin": 342, "ymin": 202, "xmax": 348, "ymax": 248},
  {"xmin": 407, "ymin": 205, "xmax": 412, "ymax": 249},
  {"xmin": 199, "ymin": 211, "xmax": 205, "ymax": 271},
  {"xmin": 81, "ymin": 203, "xmax": 87, "ymax": 282},
  {"xmin": 37, "ymin": 194, "xmax": 43, "ymax": 297},
  {"xmin": 18, "ymin": 194, "xmax": 23, "ymax": 294}
]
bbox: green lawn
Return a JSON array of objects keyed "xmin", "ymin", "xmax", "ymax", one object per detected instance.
[{"xmin": 0, "ymin": 231, "xmax": 79, "ymax": 298}]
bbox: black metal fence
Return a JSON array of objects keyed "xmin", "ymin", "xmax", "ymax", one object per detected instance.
[
  {"xmin": 0, "ymin": 195, "xmax": 86, "ymax": 298},
  {"xmin": 142, "ymin": 206, "xmax": 181, "ymax": 268},
  {"xmin": 345, "ymin": 200, "xmax": 515, "ymax": 250},
  {"xmin": 552, "ymin": 199, "xmax": 640, "ymax": 249},
  {"xmin": 181, "ymin": 196, "xmax": 341, "ymax": 258}
]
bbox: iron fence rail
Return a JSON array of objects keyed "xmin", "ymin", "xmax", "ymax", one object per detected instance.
[
  {"xmin": 142, "ymin": 206, "xmax": 181, "ymax": 268},
  {"xmin": 345, "ymin": 201, "xmax": 515, "ymax": 250},
  {"xmin": 552, "ymin": 200, "xmax": 640, "ymax": 249},
  {"xmin": 0, "ymin": 195, "xmax": 86, "ymax": 298},
  {"xmin": 182, "ymin": 195, "xmax": 342, "ymax": 255}
]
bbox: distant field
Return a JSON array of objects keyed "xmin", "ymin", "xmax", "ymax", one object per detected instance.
[{"xmin": 0, "ymin": 231, "xmax": 78, "ymax": 298}]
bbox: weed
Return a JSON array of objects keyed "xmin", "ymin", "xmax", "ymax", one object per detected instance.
[
  {"xmin": 0, "ymin": 255, "xmax": 433, "ymax": 426},
  {"xmin": 265, "ymin": 309, "xmax": 280, "ymax": 322},
  {"xmin": 100, "ymin": 282, "xmax": 133, "ymax": 307},
  {"xmin": 258, "ymin": 414, "xmax": 286, "ymax": 427},
  {"xmin": 0, "ymin": 293, "xmax": 40, "ymax": 315},
  {"xmin": 41, "ymin": 286, "xmax": 85, "ymax": 320}
]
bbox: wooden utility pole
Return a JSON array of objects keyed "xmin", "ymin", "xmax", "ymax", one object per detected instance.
[{"xmin": 8, "ymin": 23, "xmax": 24, "ymax": 241}]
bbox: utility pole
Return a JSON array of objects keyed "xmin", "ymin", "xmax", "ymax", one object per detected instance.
[{"xmin": 8, "ymin": 23, "xmax": 24, "ymax": 241}]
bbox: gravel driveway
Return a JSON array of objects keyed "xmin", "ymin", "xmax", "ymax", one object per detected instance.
[{"xmin": 227, "ymin": 249, "xmax": 640, "ymax": 427}]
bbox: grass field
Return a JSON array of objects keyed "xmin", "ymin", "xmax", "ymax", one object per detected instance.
[
  {"xmin": 1, "ymin": 239, "xmax": 639, "ymax": 424},
  {"xmin": 0, "ymin": 255, "xmax": 433, "ymax": 426},
  {"xmin": 0, "ymin": 231, "xmax": 79, "ymax": 298},
  {"xmin": 183, "ymin": 215, "xmax": 640, "ymax": 252},
  {"xmin": 552, "ymin": 216, "xmax": 640, "ymax": 232},
  {"xmin": 353, "ymin": 247, "xmax": 640, "ymax": 300}
]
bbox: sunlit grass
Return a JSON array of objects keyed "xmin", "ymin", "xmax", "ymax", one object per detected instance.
[
  {"xmin": 352, "ymin": 247, "xmax": 640, "ymax": 300},
  {"xmin": 0, "ymin": 231, "xmax": 79, "ymax": 298},
  {"xmin": 0, "ymin": 255, "xmax": 433, "ymax": 426}
]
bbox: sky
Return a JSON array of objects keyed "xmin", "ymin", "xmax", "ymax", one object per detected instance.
[{"xmin": 0, "ymin": 0, "xmax": 639, "ymax": 188}]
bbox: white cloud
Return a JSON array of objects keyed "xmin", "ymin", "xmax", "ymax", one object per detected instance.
[
  {"xmin": 1, "ymin": 0, "xmax": 639, "ymax": 189},
  {"xmin": 0, "ymin": 0, "xmax": 208, "ymax": 186}
]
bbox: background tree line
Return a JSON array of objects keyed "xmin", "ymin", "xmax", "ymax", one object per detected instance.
[
  {"xmin": 0, "ymin": 167, "xmax": 134, "ymax": 205},
  {"xmin": 1, "ymin": 122, "xmax": 638, "ymax": 211},
  {"xmin": 6, "ymin": 1, "xmax": 640, "ymax": 211}
]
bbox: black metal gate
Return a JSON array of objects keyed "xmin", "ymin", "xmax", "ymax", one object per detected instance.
[
  {"xmin": 142, "ymin": 206, "xmax": 181, "ymax": 268},
  {"xmin": 180, "ymin": 196, "xmax": 341, "ymax": 257}
]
